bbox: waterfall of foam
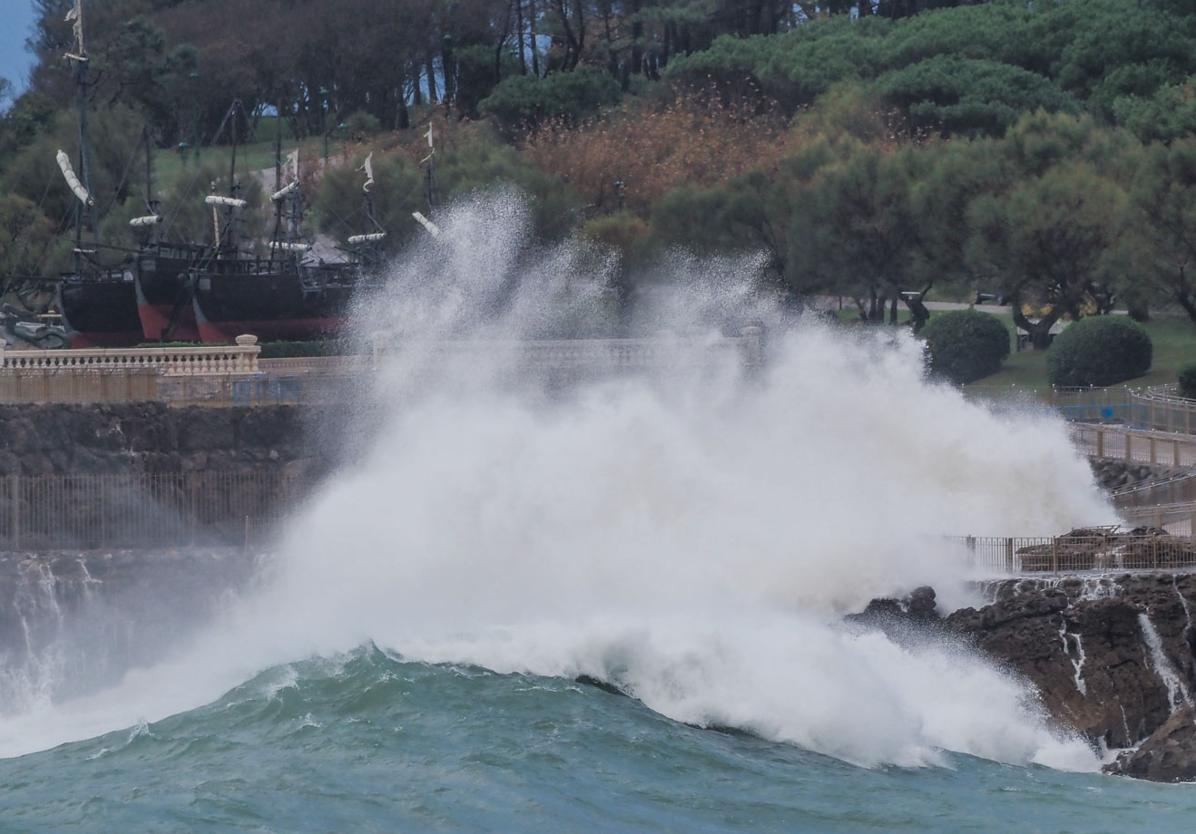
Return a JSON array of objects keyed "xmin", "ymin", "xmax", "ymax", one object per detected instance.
[
  {"xmin": 1138, "ymin": 612, "xmax": 1191, "ymax": 713},
  {"xmin": 1058, "ymin": 617, "xmax": 1088, "ymax": 697}
]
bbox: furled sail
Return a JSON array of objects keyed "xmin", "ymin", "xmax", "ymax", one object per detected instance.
[
  {"xmin": 64, "ymin": 0, "xmax": 85, "ymax": 61},
  {"xmin": 205, "ymin": 195, "xmax": 247, "ymax": 209},
  {"xmin": 55, "ymin": 150, "xmax": 94, "ymax": 206},
  {"xmin": 412, "ymin": 211, "xmax": 441, "ymax": 238},
  {"xmin": 358, "ymin": 152, "xmax": 375, "ymax": 193},
  {"xmin": 271, "ymin": 181, "xmax": 299, "ymax": 202},
  {"xmin": 347, "ymin": 232, "xmax": 386, "ymax": 244}
]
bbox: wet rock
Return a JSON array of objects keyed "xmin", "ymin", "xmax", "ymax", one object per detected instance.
[
  {"xmin": 1106, "ymin": 705, "xmax": 1196, "ymax": 782},
  {"xmin": 850, "ymin": 572, "xmax": 1196, "ymax": 774}
]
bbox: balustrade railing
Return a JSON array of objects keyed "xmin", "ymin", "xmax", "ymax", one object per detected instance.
[{"xmin": 0, "ymin": 335, "xmax": 260, "ymax": 376}]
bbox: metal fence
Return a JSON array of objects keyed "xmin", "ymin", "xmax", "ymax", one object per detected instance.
[
  {"xmin": 1120, "ymin": 503, "xmax": 1196, "ymax": 537},
  {"xmin": 1069, "ymin": 424, "xmax": 1196, "ymax": 467},
  {"xmin": 0, "ymin": 470, "xmax": 302, "ymax": 550},
  {"xmin": 949, "ymin": 532, "xmax": 1196, "ymax": 574},
  {"xmin": 1045, "ymin": 385, "xmax": 1196, "ymax": 434}
]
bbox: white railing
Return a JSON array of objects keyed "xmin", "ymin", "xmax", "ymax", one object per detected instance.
[
  {"xmin": 0, "ymin": 334, "xmax": 260, "ymax": 377},
  {"xmin": 369, "ymin": 328, "xmax": 766, "ymax": 373}
]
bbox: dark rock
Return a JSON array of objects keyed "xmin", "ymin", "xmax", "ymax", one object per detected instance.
[
  {"xmin": 1106, "ymin": 706, "xmax": 1196, "ymax": 782},
  {"xmin": 849, "ymin": 572, "xmax": 1196, "ymax": 775}
]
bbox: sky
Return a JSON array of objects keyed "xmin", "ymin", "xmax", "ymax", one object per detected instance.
[{"xmin": 0, "ymin": 0, "xmax": 37, "ymax": 101}]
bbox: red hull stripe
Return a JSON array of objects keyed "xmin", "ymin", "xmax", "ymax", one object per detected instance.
[{"xmin": 138, "ymin": 302, "xmax": 199, "ymax": 342}]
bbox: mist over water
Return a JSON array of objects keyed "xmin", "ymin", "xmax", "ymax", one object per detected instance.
[{"xmin": 0, "ymin": 193, "xmax": 1116, "ymax": 773}]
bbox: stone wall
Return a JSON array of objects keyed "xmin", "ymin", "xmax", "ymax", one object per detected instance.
[{"xmin": 0, "ymin": 403, "xmax": 335, "ymax": 478}]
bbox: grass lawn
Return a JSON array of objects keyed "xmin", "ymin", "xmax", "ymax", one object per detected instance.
[
  {"xmin": 833, "ymin": 308, "xmax": 1196, "ymax": 398},
  {"xmin": 153, "ymin": 135, "xmax": 348, "ymax": 193},
  {"xmin": 968, "ymin": 315, "xmax": 1196, "ymax": 397}
]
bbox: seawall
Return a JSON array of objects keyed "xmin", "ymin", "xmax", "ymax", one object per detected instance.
[{"xmin": 0, "ymin": 403, "xmax": 334, "ymax": 477}]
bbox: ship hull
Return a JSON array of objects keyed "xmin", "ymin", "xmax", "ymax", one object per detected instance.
[
  {"xmin": 134, "ymin": 248, "xmax": 205, "ymax": 342},
  {"xmin": 57, "ymin": 271, "xmax": 143, "ymax": 348},
  {"xmin": 190, "ymin": 262, "xmax": 359, "ymax": 344}
]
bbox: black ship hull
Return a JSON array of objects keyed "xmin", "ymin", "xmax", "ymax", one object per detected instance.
[
  {"xmin": 191, "ymin": 261, "xmax": 361, "ymax": 344},
  {"xmin": 134, "ymin": 246, "xmax": 207, "ymax": 342},
  {"xmin": 57, "ymin": 269, "xmax": 143, "ymax": 348}
]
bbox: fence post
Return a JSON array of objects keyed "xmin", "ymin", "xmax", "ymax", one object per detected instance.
[
  {"xmin": 1051, "ymin": 537, "xmax": 1059, "ymax": 574},
  {"xmin": 1096, "ymin": 428, "xmax": 1105, "ymax": 459},
  {"xmin": 1125, "ymin": 431, "xmax": 1132, "ymax": 461},
  {"xmin": 1176, "ymin": 441, "xmax": 1182, "ymax": 467},
  {"xmin": 1005, "ymin": 537, "xmax": 1014, "ymax": 573},
  {"xmin": 1190, "ymin": 509, "xmax": 1196, "ymax": 538},
  {"xmin": 1149, "ymin": 436, "xmax": 1157, "ymax": 464},
  {"xmin": 8, "ymin": 474, "xmax": 18, "ymax": 550}
]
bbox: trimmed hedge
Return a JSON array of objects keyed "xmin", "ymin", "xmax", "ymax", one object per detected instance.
[
  {"xmin": 1180, "ymin": 363, "xmax": 1196, "ymax": 399},
  {"xmin": 1046, "ymin": 316, "xmax": 1152, "ymax": 387},
  {"xmin": 258, "ymin": 339, "xmax": 360, "ymax": 359},
  {"xmin": 921, "ymin": 309, "xmax": 1010, "ymax": 384}
]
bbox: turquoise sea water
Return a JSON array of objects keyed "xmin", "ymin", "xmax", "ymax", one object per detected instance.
[{"xmin": 1, "ymin": 646, "xmax": 1193, "ymax": 833}]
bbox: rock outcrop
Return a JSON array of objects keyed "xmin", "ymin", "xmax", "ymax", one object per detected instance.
[
  {"xmin": 851, "ymin": 573, "xmax": 1196, "ymax": 782},
  {"xmin": 1106, "ymin": 705, "xmax": 1196, "ymax": 782}
]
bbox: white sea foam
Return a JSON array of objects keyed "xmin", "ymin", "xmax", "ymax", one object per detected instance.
[{"xmin": 0, "ymin": 193, "xmax": 1114, "ymax": 769}]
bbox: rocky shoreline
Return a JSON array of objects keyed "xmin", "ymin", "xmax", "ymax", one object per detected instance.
[{"xmin": 850, "ymin": 573, "xmax": 1196, "ymax": 782}]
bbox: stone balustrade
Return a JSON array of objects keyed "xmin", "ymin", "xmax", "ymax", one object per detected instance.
[{"xmin": 0, "ymin": 334, "xmax": 260, "ymax": 377}]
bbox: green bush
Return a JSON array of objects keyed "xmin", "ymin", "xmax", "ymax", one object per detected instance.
[
  {"xmin": 1046, "ymin": 316, "xmax": 1153, "ymax": 387},
  {"xmin": 920, "ymin": 309, "xmax": 1011, "ymax": 384},
  {"xmin": 258, "ymin": 339, "xmax": 360, "ymax": 359},
  {"xmin": 1179, "ymin": 363, "xmax": 1196, "ymax": 399},
  {"xmin": 344, "ymin": 110, "xmax": 381, "ymax": 140}
]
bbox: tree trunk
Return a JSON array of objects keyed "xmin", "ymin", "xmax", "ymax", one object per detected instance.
[
  {"xmin": 1012, "ymin": 302, "xmax": 1062, "ymax": 351},
  {"xmin": 529, "ymin": 0, "xmax": 540, "ymax": 76},
  {"xmin": 901, "ymin": 284, "xmax": 933, "ymax": 332},
  {"xmin": 516, "ymin": 0, "xmax": 528, "ymax": 75},
  {"xmin": 888, "ymin": 294, "xmax": 899, "ymax": 325},
  {"xmin": 426, "ymin": 54, "xmax": 439, "ymax": 102}
]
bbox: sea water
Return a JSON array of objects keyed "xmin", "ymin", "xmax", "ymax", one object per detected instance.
[{"xmin": 1, "ymin": 194, "xmax": 1188, "ymax": 831}]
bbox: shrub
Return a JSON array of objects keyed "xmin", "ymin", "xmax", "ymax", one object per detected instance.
[
  {"xmin": 921, "ymin": 309, "xmax": 1010, "ymax": 384},
  {"xmin": 1046, "ymin": 316, "xmax": 1153, "ymax": 387},
  {"xmin": 259, "ymin": 339, "xmax": 359, "ymax": 358},
  {"xmin": 344, "ymin": 110, "xmax": 381, "ymax": 140},
  {"xmin": 1179, "ymin": 363, "xmax": 1196, "ymax": 399}
]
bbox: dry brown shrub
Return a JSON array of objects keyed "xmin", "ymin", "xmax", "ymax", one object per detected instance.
[{"xmin": 520, "ymin": 93, "xmax": 796, "ymax": 216}]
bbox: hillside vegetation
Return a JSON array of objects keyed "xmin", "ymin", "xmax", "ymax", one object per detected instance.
[{"xmin": 3, "ymin": 0, "xmax": 1196, "ymax": 354}]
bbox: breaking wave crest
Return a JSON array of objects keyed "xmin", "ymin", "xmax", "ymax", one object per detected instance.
[{"xmin": 0, "ymin": 193, "xmax": 1113, "ymax": 771}]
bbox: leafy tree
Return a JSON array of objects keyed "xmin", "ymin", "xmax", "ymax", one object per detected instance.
[
  {"xmin": 876, "ymin": 56, "xmax": 1078, "ymax": 137},
  {"xmin": 1126, "ymin": 138, "xmax": 1196, "ymax": 325},
  {"xmin": 0, "ymin": 195, "xmax": 56, "ymax": 292},
  {"xmin": 966, "ymin": 162, "xmax": 1128, "ymax": 349},
  {"xmin": 1112, "ymin": 78, "xmax": 1196, "ymax": 144},
  {"xmin": 480, "ymin": 66, "xmax": 622, "ymax": 131},
  {"xmin": 786, "ymin": 143, "xmax": 929, "ymax": 325}
]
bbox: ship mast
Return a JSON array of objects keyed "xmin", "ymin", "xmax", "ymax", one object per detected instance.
[
  {"xmin": 62, "ymin": 0, "xmax": 94, "ymax": 270},
  {"xmin": 268, "ymin": 103, "xmax": 306, "ymax": 259},
  {"xmin": 127, "ymin": 126, "xmax": 164, "ymax": 244},
  {"xmin": 422, "ymin": 122, "xmax": 437, "ymax": 213}
]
